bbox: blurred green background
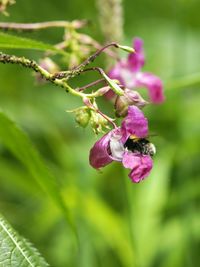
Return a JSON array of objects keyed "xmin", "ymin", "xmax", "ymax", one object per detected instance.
[{"xmin": 0, "ymin": 0, "xmax": 200, "ymax": 266}]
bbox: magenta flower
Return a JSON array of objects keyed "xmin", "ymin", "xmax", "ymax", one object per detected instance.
[
  {"xmin": 108, "ymin": 37, "xmax": 165, "ymax": 104},
  {"xmin": 89, "ymin": 106, "xmax": 155, "ymax": 183}
]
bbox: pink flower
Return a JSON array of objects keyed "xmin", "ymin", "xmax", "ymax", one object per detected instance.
[
  {"xmin": 89, "ymin": 106, "xmax": 155, "ymax": 183},
  {"xmin": 108, "ymin": 37, "xmax": 165, "ymax": 104}
]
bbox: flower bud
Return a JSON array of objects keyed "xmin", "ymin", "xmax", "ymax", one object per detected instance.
[
  {"xmin": 36, "ymin": 57, "xmax": 59, "ymax": 83},
  {"xmin": 115, "ymin": 88, "xmax": 148, "ymax": 117},
  {"xmin": 0, "ymin": 0, "xmax": 15, "ymax": 16},
  {"xmin": 74, "ymin": 107, "xmax": 91, "ymax": 128},
  {"xmin": 90, "ymin": 111, "xmax": 109, "ymax": 134},
  {"xmin": 39, "ymin": 57, "xmax": 59, "ymax": 74},
  {"xmin": 117, "ymin": 44, "xmax": 135, "ymax": 53},
  {"xmin": 95, "ymin": 86, "xmax": 110, "ymax": 96}
]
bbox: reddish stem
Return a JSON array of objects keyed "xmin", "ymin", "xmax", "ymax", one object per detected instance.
[{"xmin": 77, "ymin": 78, "xmax": 105, "ymax": 92}]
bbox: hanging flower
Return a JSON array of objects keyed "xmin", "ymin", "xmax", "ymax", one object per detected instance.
[
  {"xmin": 107, "ymin": 37, "xmax": 165, "ymax": 104},
  {"xmin": 89, "ymin": 106, "xmax": 155, "ymax": 183}
]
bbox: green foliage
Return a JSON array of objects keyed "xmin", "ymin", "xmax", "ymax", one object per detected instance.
[
  {"xmin": 0, "ymin": 32, "xmax": 68, "ymax": 56},
  {"xmin": 0, "ymin": 111, "xmax": 75, "ymax": 233},
  {"xmin": 0, "ymin": 213, "xmax": 49, "ymax": 267}
]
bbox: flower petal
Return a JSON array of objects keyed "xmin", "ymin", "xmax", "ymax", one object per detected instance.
[
  {"xmin": 106, "ymin": 62, "xmax": 126, "ymax": 99},
  {"xmin": 89, "ymin": 128, "xmax": 123, "ymax": 169},
  {"xmin": 121, "ymin": 105, "xmax": 148, "ymax": 142},
  {"xmin": 115, "ymin": 89, "xmax": 148, "ymax": 117},
  {"xmin": 128, "ymin": 37, "xmax": 145, "ymax": 72},
  {"xmin": 89, "ymin": 131, "xmax": 113, "ymax": 169},
  {"xmin": 109, "ymin": 131, "xmax": 125, "ymax": 161},
  {"xmin": 122, "ymin": 151, "xmax": 153, "ymax": 183},
  {"xmin": 108, "ymin": 62, "xmax": 124, "ymax": 84},
  {"xmin": 135, "ymin": 72, "xmax": 165, "ymax": 104}
]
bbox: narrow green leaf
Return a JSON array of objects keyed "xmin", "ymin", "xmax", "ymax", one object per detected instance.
[
  {"xmin": 0, "ymin": 213, "xmax": 49, "ymax": 267},
  {"xmin": 0, "ymin": 32, "xmax": 68, "ymax": 56},
  {"xmin": 0, "ymin": 111, "xmax": 76, "ymax": 234}
]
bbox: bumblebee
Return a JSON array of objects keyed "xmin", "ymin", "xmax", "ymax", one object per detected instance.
[{"xmin": 124, "ymin": 135, "xmax": 156, "ymax": 157}]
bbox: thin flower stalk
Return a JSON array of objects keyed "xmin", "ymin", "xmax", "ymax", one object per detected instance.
[{"xmin": 0, "ymin": 20, "xmax": 88, "ymax": 31}]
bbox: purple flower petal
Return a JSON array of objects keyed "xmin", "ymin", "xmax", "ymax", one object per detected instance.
[
  {"xmin": 106, "ymin": 62, "xmax": 126, "ymax": 99},
  {"xmin": 104, "ymin": 88, "xmax": 116, "ymax": 100},
  {"xmin": 106, "ymin": 37, "xmax": 165, "ymax": 104},
  {"xmin": 121, "ymin": 105, "xmax": 148, "ymax": 142},
  {"xmin": 128, "ymin": 37, "xmax": 145, "ymax": 72},
  {"xmin": 122, "ymin": 151, "xmax": 153, "ymax": 183},
  {"xmin": 89, "ymin": 131, "xmax": 113, "ymax": 169},
  {"xmin": 108, "ymin": 62, "xmax": 125, "ymax": 84},
  {"xmin": 135, "ymin": 72, "xmax": 165, "ymax": 104},
  {"xmin": 89, "ymin": 128, "xmax": 123, "ymax": 169}
]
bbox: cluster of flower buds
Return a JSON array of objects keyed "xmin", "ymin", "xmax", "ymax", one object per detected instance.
[
  {"xmin": 69, "ymin": 102, "xmax": 110, "ymax": 134},
  {"xmin": 89, "ymin": 37, "xmax": 165, "ymax": 183}
]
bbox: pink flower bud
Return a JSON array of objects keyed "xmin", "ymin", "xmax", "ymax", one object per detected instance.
[
  {"xmin": 36, "ymin": 57, "xmax": 59, "ymax": 83},
  {"xmin": 39, "ymin": 57, "xmax": 59, "ymax": 74},
  {"xmin": 115, "ymin": 89, "xmax": 148, "ymax": 117}
]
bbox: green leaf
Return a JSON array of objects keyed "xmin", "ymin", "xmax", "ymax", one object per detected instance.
[
  {"xmin": 0, "ymin": 32, "xmax": 68, "ymax": 56},
  {"xmin": 0, "ymin": 213, "xmax": 49, "ymax": 267},
  {"xmin": 0, "ymin": 111, "xmax": 76, "ymax": 234}
]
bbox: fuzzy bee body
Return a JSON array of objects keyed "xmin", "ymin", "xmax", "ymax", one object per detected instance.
[{"xmin": 124, "ymin": 136, "xmax": 156, "ymax": 157}]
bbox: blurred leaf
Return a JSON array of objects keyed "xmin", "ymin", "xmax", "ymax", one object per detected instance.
[
  {"xmin": 62, "ymin": 186, "xmax": 134, "ymax": 267},
  {"xmin": 0, "ymin": 213, "xmax": 49, "ymax": 267},
  {"xmin": 0, "ymin": 32, "xmax": 68, "ymax": 56},
  {"xmin": 127, "ymin": 149, "xmax": 174, "ymax": 267},
  {"xmin": 0, "ymin": 110, "xmax": 75, "ymax": 233}
]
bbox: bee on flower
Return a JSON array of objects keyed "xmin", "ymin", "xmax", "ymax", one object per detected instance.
[{"xmin": 89, "ymin": 106, "xmax": 155, "ymax": 183}]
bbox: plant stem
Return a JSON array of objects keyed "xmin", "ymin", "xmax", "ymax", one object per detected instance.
[
  {"xmin": 96, "ymin": 0, "xmax": 124, "ymax": 66},
  {"xmin": 83, "ymin": 67, "xmax": 124, "ymax": 95},
  {"xmin": 0, "ymin": 52, "xmax": 84, "ymax": 98},
  {"xmin": 96, "ymin": 0, "xmax": 124, "ymax": 44},
  {"xmin": 0, "ymin": 20, "xmax": 88, "ymax": 31},
  {"xmin": 77, "ymin": 78, "xmax": 105, "ymax": 92},
  {"xmin": 72, "ymin": 42, "xmax": 119, "ymax": 71},
  {"xmin": 85, "ymin": 98, "xmax": 117, "ymax": 128},
  {"xmin": 78, "ymin": 34, "xmax": 119, "ymax": 59},
  {"xmin": 0, "ymin": 52, "xmax": 115, "ymax": 99},
  {"xmin": 96, "ymin": 109, "xmax": 117, "ymax": 128},
  {"xmin": 52, "ymin": 42, "xmax": 119, "ymax": 80}
]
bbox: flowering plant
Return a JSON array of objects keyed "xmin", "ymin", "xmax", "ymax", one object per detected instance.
[
  {"xmin": 0, "ymin": 1, "xmax": 165, "ymax": 262},
  {"xmin": 1, "ymin": 1, "xmax": 199, "ymax": 267},
  {"xmin": 90, "ymin": 105, "xmax": 154, "ymax": 183},
  {"xmin": 107, "ymin": 37, "xmax": 165, "ymax": 104},
  {"xmin": 88, "ymin": 38, "xmax": 165, "ymax": 182},
  {"xmin": 0, "ymin": 23, "xmax": 164, "ymax": 183}
]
